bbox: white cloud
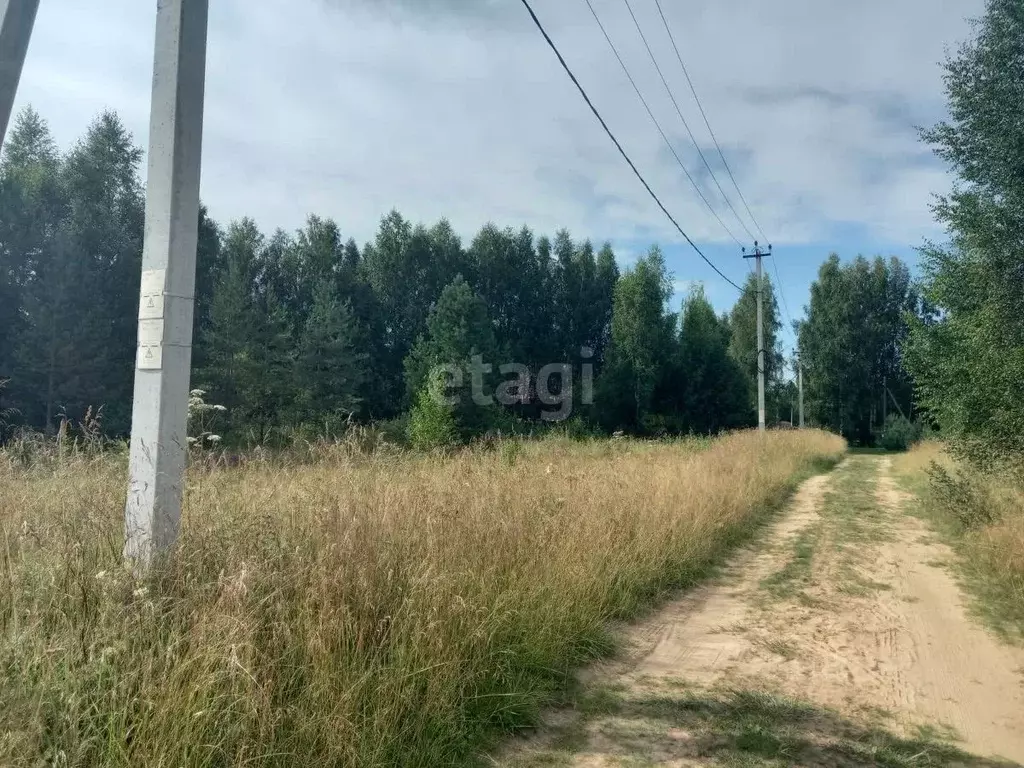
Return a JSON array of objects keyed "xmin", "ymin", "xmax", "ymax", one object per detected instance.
[
  {"xmin": 10, "ymin": 0, "xmax": 981, "ymax": 252},
  {"xmin": 672, "ymin": 278, "xmax": 702, "ymax": 295}
]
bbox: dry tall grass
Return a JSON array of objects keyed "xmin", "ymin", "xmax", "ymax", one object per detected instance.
[
  {"xmin": 1, "ymin": 430, "xmax": 843, "ymax": 766},
  {"xmin": 895, "ymin": 441, "xmax": 1024, "ymax": 641}
]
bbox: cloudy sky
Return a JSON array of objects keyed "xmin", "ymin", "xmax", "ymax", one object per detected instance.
[{"xmin": 11, "ymin": 0, "xmax": 982, "ymax": 349}]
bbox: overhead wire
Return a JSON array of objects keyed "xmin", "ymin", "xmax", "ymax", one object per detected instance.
[
  {"xmin": 651, "ymin": 0, "xmax": 767, "ymax": 242},
  {"xmin": 620, "ymin": 0, "xmax": 755, "ymax": 242},
  {"xmin": 770, "ymin": 252, "xmax": 793, "ymax": 327},
  {"xmin": 580, "ymin": 0, "xmax": 744, "ymax": 248},
  {"xmin": 648, "ymin": 0, "xmax": 796, "ymax": 332},
  {"xmin": 517, "ymin": 0, "xmax": 744, "ymax": 292}
]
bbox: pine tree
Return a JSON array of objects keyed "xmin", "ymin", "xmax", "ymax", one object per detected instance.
[
  {"xmin": 190, "ymin": 205, "xmax": 224, "ymax": 366},
  {"xmin": 592, "ymin": 243, "xmax": 619, "ymax": 366},
  {"xmin": 0, "ymin": 107, "xmax": 64, "ymax": 423},
  {"xmin": 404, "ymin": 275, "xmax": 499, "ymax": 436},
  {"xmin": 196, "ymin": 219, "xmax": 263, "ymax": 435},
  {"xmin": 294, "ymin": 279, "xmax": 368, "ymax": 425},
  {"xmin": 12, "ymin": 111, "xmax": 144, "ymax": 432},
  {"xmin": 243, "ymin": 291, "xmax": 295, "ymax": 442}
]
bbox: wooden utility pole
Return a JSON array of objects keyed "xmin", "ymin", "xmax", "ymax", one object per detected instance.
[
  {"xmin": 742, "ymin": 242, "xmax": 770, "ymax": 432},
  {"xmin": 0, "ymin": 0, "xmax": 40, "ymax": 148}
]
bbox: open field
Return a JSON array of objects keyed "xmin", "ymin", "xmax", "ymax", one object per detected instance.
[{"xmin": 0, "ymin": 430, "xmax": 843, "ymax": 767}]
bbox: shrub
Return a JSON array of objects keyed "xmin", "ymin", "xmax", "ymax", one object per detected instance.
[
  {"xmin": 926, "ymin": 461, "xmax": 998, "ymax": 530},
  {"xmin": 878, "ymin": 415, "xmax": 922, "ymax": 452},
  {"xmin": 407, "ymin": 386, "xmax": 458, "ymax": 450}
]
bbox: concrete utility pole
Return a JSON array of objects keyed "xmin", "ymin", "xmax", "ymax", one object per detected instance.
[
  {"xmin": 0, "ymin": 0, "xmax": 40, "ymax": 148},
  {"xmin": 124, "ymin": 0, "xmax": 209, "ymax": 566},
  {"xmin": 742, "ymin": 242, "xmax": 770, "ymax": 432},
  {"xmin": 798, "ymin": 354, "xmax": 805, "ymax": 428}
]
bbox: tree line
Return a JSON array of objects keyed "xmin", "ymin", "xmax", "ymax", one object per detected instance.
[{"xmin": 0, "ymin": 105, "xmax": 802, "ymax": 446}]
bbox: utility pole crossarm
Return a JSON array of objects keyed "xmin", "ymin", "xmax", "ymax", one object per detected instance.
[{"xmin": 0, "ymin": 0, "xmax": 40, "ymax": 148}]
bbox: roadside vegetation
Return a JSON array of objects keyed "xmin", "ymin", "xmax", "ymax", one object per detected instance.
[
  {"xmin": 894, "ymin": 443, "xmax": 1024, "ymax": 644},
  {"xmin": 892, "ymin": 0, "xmax": 1024, "ymax": 641},
  {"xmin": 0, "ymin": 429, "xmax": 843, "ymax": 767}
]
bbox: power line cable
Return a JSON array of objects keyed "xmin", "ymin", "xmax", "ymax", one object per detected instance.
[
  {"xmin": 769, "ymin": 251, "xmax": 793, "ymax": 327},
  {"xmin": 620, "ymin": 0, "xmax": 755, "ymax": 242},
  {"xmin": 649, "ymin": 0, "xmax": 796, "ymax": 330},
  {"xmin": 517, "ymin": 0, "xmax": 744, "ymax": 292},
  {"xmin": 651, "ymin": 0, "xmax": 768, "ymax": 242},
  {"xmin": 580, "ymin": 0, "xmax": 744, "ymax": 247}
]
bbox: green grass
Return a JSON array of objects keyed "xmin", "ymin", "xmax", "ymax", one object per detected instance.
[{"xmin": 509, "ymin": 686, "xmax": 1009, "ymax": 768}]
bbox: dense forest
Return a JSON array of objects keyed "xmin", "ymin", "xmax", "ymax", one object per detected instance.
[
  {"xmin": 0, "ymin": 104, "xmax": 919, "ymax": 448},
  {"xmin": 0, "ymin": 105, "xmax": 759, "ymax": 446}
]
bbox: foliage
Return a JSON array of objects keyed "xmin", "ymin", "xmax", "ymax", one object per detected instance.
[
  {"xmin": 0, "ymin": 377, "xmax": 18, "ymax": 442},
  {"xmin": 599, "ymin": 246, "xmax": 674, "ymax": 430},
  {"xmin": 2, "ymin": 104, "xmax": 807, "ymax": 443},
  {"xmin": 926, "ymin": 461, "xmax": 998, "ymax": 530},
  {"xmin": 404, "ymin": 275, "xmax": 499, "ymax": 435},
  {"xmin": 675, "ymin": 286, "xmax": 751, "ymax": 434},
  {"xmin": 293, "ymin": 281, "xmax": 367, "ymax": 423},
  {"xmin": 406, "ymin": 385, "xmax": 458, "ymax": 450},
  {"xmin": 877, "ymin": 415, "xmax": 923, "ymax": 452},
  {"xmin": 798, "ymin": 254, "xmax": 918, "ymax": 444},
  {"xmin": 905, "ymin": 0, "xmax": 1024, "ymax": 470}
]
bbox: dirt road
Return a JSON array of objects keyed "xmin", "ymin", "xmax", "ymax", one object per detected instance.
[{"xmin": 499, "ymin": 456, "xmax": 1024, "ymax": 767}]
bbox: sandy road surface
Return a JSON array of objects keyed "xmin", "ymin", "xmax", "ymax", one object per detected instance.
[{"xmin": 499, "ymin": 456, "xmax": 1024, "ymax": 767}]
